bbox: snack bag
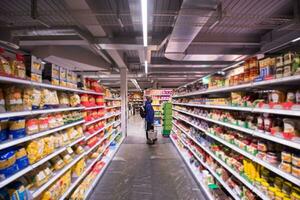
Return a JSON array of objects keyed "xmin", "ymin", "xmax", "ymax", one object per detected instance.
[
  {"xmin": 0, "ymin": 88, "xmax": 6, "ymax": 113},
  {"xmin": 26, "ymin": 139, "xmax": 45, "ymax": 164},
  {"xmin": 5, "ymin": 86, "xmax": 24, "ymax": 112},
  {"xmin": 0, "ymin": 49, "xmax": 12, "ymax": 76},
  {"xmin": 32, "ymin": 88, "xmax": 41, "ymax": 110}
]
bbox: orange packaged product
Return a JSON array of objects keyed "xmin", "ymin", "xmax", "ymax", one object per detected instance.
[
  {"xmin": 96, "ymin": 96, "xmax": 104, "ymax": 106},
  {"xmin": 38, "ymin": 116, "xmax": 49, "ymax": 131},
  {"xmin": 249, "ymin": 58, "xmax": 259, "ymax": 81},
  {"xmin": 87, "ymin": 125, "xmax": 95, "ymax": 134},
  {"xmin": 244, "ymin": 61, "xmax": 250, "ymax": 82},
  {"xmin": 80, "ymin": 94, "xmax": 89, "ymax": 107},
  {"xmin": 88, "ymin": 95, "xmax": 96, "ymax": 106},
  {"xmin": 87, "ymin": 136, "xmax": 98, "ymax": 148},
  {"xmin": 26, "ymin": 118, "xmax": 39, "ymax": 135}
]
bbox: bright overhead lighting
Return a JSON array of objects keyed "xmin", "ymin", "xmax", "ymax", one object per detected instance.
[
  {"xmin": 145, "ymin": 61, "xmax": 148, "ymax": 74},
  {"xmin": 130, "ymin": 79, "xmax": 141, "ymax": 91},
  {"xmin": 141, "ymin": 0, "xmax": 147, "ymax": 47},
  {"xmin": 292, "ymin": 37, "xmax": 300, "ymax": 43}
]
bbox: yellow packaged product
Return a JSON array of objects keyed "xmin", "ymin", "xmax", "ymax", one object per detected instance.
[
  {"xmin": 70, "ymin": 93, "xmax": 80, "ymax": 107},
  {"xmin": 90, "ymin": 152, "xmax": 98, "ymax": 159},
  {"xmin": 61, "ymin": 170, "xmax": 72, "ymax": 193},
  {"xmin": 23, "ymin": 88, "xmax": 32, "ymax": 111},
  {"xmin": 66, "ymin": 146, "xmax": 75, "ymax": 157},
  {"xmin": 61, "ymin": 131, "xmax": 70, "ymax": 145},
  {"xmin": 53, "ymin": 133, "xmax": 64, "ymax": 148},
  {"xmin": 0, "ymin": 54, "xmax": 12, "ymax": 75},
  {"xmin": 32, "ymin": 88, "xmax": 42, "ymax": 109},
  {"xmin": 27, "ymin": 169, "xmax": 48, "ymax": 187},
  {"xmin": 26, "ymin": 139, "xmax": 45, "ymax": 164},
  {"xmin": 50, "ymin": 156, "xmax": 65, "ymax": 170},
  {"xmin": 41, "ymin": 180, "xmax": 60, "ymax": 200},
  {"xmin": 66, "ymin": 127, "xmax": 76, "ymax": 139},
  {"xmin": 61, "ymin": 152, "xmax": 73, "ymax": 164},
  {"xmin": 58, "ymin": 92, "xmax": 70, "ymax": 106},
  {"xmin": 5, "ymin": 86, "xmax": 24, "ymax": 112},
  {"xmin": 75, "ymin": 145, "xmax": 85, "ymax": 155},
  {"xmin": 43, "ymin": 136, "xmax": 55, "ymax": 157},
  {"xmin": 10, "ymin": 58, "xmax": 26, "ymax": 79},
  {"xmin": 43, "ymin": 162, "xmax": 53, "ymax": 179},
  {"xmin": 41, "ymin": 89, "xmax": 59, "ymax": 108},
  {"xmin": 72, "ymin": 159, "xmax": 85, "ymax": 177},
  {"xmin": 76, "ymin": 125, "xmax": 83, "ymax": 136}
]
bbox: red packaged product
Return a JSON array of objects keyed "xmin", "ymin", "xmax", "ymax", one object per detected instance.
[
  {"xmin": 80, "ymin": 94, "xmax": 89, "ymax": 107},
  {"xmin": 87, "ymin": 136, "xmax": 98, "ymax": 148}
]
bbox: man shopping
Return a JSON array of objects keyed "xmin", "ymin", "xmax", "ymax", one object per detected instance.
[{"xmin": 144, "ymin": 96, "xmax": 155, "ymax": 144}]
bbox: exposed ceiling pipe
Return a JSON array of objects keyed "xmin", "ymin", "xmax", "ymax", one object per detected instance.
[{"xmin": 164, "ymin": 0, "xmax": 218, "ymax": 61}]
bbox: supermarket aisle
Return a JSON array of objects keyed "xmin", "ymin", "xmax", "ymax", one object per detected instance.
[{"xmin": 88, "ymin": 115, "xmax": 205, "ymax": 200}]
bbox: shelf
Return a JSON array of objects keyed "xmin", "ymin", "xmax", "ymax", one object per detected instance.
[
  {"xmin": 0, "ymin": 120, "xmax": 84, "ymax": 150},
  {"xmin": 114, "ymin": 120, "xmax": 121, "ymax": 127},
  {"xmin": 84, "ymin": 135, "xmax": 124, "ymax": 199},
  {"xmin": 173, "ymin": 108, "xmax": 300, "ymax": 150},
  {"xmin": 0, "ymin": 106, "xmax": 84, "ymax": 119},
  {"xmin": 173, "ymin": 102, "xmax": 300, "ymax": 117},
  {"xmin": 84, "ymin": 131, "xmax": 115, "ymax": 155},
  {"xmin": 104, "ymin": 97, "xmax": 121, "ymax": 101},
  {"xmin": 175, "ymin": 115, "xmax": 300, "ymax": 187},
  {"xmin": 60, "ymin": 131, "xmax": 122, "ymax": 200},
  {"xmin": 0, "ymin": 75, "xmax": 104, "ymax": 96},
  {"xmin": 172, "ymin": 133, "xmax": 240, "ymax": 200},
  {"xmin": 173, "ymin": 75, "xmax": 300, "ymax": 98},
  {"xmin": 170, "ymin": 135, "xmax": 214, "ymax": 200},
  {"xmin": 114, "ymin": 112, "xmax": 121, "ymax": 116},
  {"xmin": 31, "ymin": 152, "xmax": 86, "ymax": 198},
  {"xmin": 84, "ymin": 111, "xmax": 121, "ymax": 127},
  {"xmin": 0, "ymin": 135, "xmax": 84, "ymax": 188},
  {"xmin": 172, "ymin": 122, "xmax": 269, "ymax": 200},
  {"xmin": 85, "ymin": 116, "xmax": 106, "ymax": 126},
  {"xmin": 84, "ymin": 106, "xmax": 105, "ymax": 110},
  {"xmin": 84, "ymin": 127, "xmax": 106, "ymax": 141},
  {"xmin": 105, "ymin": 105, "xmax": 121, "ymax": 109}
]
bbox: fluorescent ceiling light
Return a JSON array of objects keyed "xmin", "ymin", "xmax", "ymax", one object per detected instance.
[
  {"xmin": 141, "ymin": 0, "xmax": 147, "ymax": 47},
  {"xmin": 292, "ymin": 37, "xmax": 300, "ymax": 43},
  {"xmin": 144, "ymin": 61, "xmax": 148, "ymax": 74},
  {"xmin": 130, "ymin": 79, "xmax": 141, "ymax": 91}
]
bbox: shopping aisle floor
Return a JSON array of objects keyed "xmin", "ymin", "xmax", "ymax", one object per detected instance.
[{"xmin": 88, "ymin": 115, "xmax": 205, "ymax": 200}]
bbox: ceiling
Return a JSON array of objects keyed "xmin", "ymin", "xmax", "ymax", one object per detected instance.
[{"xmin": 0, "ymin": 0, "xmax": 298, "ymax": 89}]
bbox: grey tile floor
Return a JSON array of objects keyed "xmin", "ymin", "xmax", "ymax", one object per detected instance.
[{"xmin": 88, "ymin": 115, "xmax": 205, "ymax": 200}]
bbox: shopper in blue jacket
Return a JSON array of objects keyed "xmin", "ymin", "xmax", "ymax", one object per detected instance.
[{"xmin": 145, "ymin": 96, "xmax": 155, "ymax": 143}]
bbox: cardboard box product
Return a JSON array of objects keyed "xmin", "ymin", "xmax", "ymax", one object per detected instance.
[
  {"xmin": 59, "ymin": 67, "xmax": 67, "ymax": 81},
  {"xmin": 67, "ymin": 70, "xmax": 72, "ymax": 83},
  {"xmin": 25, "ymin": 55, "xmax": 43, "ymax": 83},
  {"xmin": 71, "ymin": 72, "xmax": 77, "ymax": 83}
]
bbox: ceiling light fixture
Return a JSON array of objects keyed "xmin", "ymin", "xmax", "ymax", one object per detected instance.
[
  {"xmin": 141, "ymin": 0, "xmax": 148, "ymax": 47},
  {"xmin": 292, "ymin": 37, "xmax": 300, "ymax": 43},
  {"xmin": 130, "ymin": 79, "xmax": 142, "ymax": 91},
  {"xmin": 144, "ymin": 61, "xmax": 148, "ymax": 74}
]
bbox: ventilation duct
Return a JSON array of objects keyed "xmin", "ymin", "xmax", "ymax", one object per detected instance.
[{"xmin": 164, "ymin": 0, "xmax": 218, "ymax": 61}]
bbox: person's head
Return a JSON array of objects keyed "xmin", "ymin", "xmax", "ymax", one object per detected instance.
[{"xmin": 146, "ymin": 96, "xmax": 152, "ymax": 102}]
